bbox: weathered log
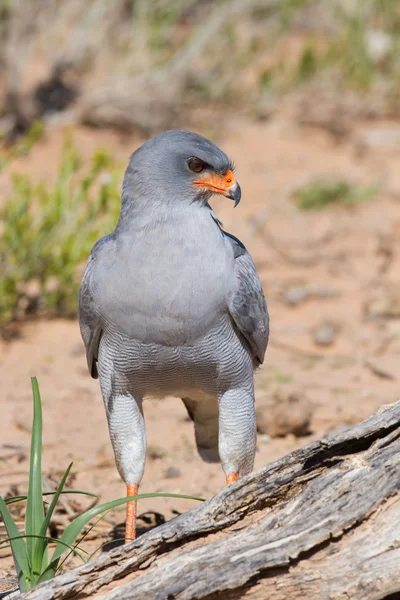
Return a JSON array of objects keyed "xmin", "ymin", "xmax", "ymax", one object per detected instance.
[{"xmin": 21, "ymin": 400, "xmax": 400, "ymax": 600}]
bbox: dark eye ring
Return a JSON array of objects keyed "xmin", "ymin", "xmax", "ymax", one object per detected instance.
[{"xmin": 188, "ymin": 158, "xmax": 205, "ymax": 173}]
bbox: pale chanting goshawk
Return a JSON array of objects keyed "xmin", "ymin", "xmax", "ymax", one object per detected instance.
[{"xmin": 79, "ymin": 130, "xmax": 269, "ymax": 542}]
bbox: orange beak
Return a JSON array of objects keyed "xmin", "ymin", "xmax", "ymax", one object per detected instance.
[{"xmin": 193, "ymin": 169, "xmax": 241, "ymax": 207}]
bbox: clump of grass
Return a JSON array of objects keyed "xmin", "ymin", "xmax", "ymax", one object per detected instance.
[
  {"xmin": 297, "ymin": 43, "xmax": 319, "ymax": 83},
  {"xmin": 0, "ymin": 378, "xmax": 203, "ymax": 592},
  {"xmin": 273, "ymin": 370, "xmax": 292, "ymax": 384},
  {"xmin": 9, "ymin": 121, "xmax": 45, "ymax": 159},
  {"xmin": 0, "ymin": 136, "xmax": 122, "ymax": 321},
  {"xmin": 260, "ymin": 1, "xmax": 400, "ymax": 111},
  {"xmin": 0, "ymin": 121, "xmax": 44, "ymax": 173},
  {"xmin": 294, "ymin": 179, "xmax": 378, "ymax": 211}
]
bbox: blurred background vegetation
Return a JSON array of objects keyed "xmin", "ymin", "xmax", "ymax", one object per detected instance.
[{"xmin": 1, "ymin": 0, "xmax": 400, "ymax": 323}]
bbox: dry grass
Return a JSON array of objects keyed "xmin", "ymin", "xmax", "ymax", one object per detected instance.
[{"xmin": 1, "ymin": 1, "xmax": 400, "ymax": 137}]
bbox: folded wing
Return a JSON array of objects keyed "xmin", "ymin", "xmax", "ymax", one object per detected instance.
[
  {"xmin": 78, "ymin": 236, "xmax": 112, "ymax": 378},
  {"xmin": 225, "ymin": 232, "xmax": 269, "ymax": 364}
]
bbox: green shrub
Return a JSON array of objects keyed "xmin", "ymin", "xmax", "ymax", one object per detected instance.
[
  {"xmin": 0, "ymin": 137, "xmax": 122, "ymax": 321},
  {"xmin": 0, "ymin": 122, "xmax": 45, "ymax": 174},
  {"xmin": 294, "ymin": 179, "xmax": 378, "ymax": 211}
]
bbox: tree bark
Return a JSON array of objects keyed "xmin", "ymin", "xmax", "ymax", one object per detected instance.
[{"xmin": 21, "ymin": 400, "xmax": 400, "ymax": 600}]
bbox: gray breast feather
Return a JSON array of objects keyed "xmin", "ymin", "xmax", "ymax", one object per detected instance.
[
  {"xmin": 79, "ymin": 227, "xmax": 269, "ymax": 378},
  {"xmin": 78, "ymin": 235, "xmax": 111, "ymax": 378},
  {"xmin": 225, "ymin": 233, "xmax": 269, "ymax": 364}
]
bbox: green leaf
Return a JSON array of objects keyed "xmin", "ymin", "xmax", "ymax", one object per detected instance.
[
  {"xmin": 55, "ymin": 508, "xmax": 112, "ymax": 574},
  {"xmin": 4, "ymin": 496, "xmax": 28, "ymax": 505},
  {"xmin": 25, "ymin": 377, "xmax": 47, "ymax": 578},
  {"xmin": 0, "ymin": 535, "xmax": 86, "ymax": 565},
  {"xmin": 35, "ymin": 463, "xmax": 73, "ymax": 576},
  {"xmin": 0, "ymin": 495, "xmax": 31, "ymax": 591},
  {"xmin": 5, "ymin": 489, "xmax": 98, "ymax": 505}
]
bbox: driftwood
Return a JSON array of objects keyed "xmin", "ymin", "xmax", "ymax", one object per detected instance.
[{"xmin": 20, "ymin": 400, "xmax": 400, "ymax": 600}]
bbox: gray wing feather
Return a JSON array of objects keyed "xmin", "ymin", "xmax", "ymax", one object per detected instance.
[
  {"xmin": 78, "ymin": 235, "xmax": 111, "ymax": 379},
  {"xmin": 226, "ymin": 233, "xmax": 269, "ymax": 364}
]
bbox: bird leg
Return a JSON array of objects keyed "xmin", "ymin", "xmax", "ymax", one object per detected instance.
[
  {"xmin": 226, "ymin": 472, "xmax": 239, "ymax": 484},
  {"xmin": 125, "ymin": 483, "xmax": 139, "ymax": 543},
  {"xmin": 218, "ymin": 388, "xmax": 257, "ymax": 480},
  {"xmin": 101, "ymin": 390, "xmax": 146, "ymax": 544}
]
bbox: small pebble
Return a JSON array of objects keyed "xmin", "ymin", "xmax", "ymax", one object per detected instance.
[
  {"xmin": 284, "ymin": 287, "xmax": 308, "ymax": 306},
  {"xmin": 165, "ymin": 466, "xmax": 181, "ymax": 479},
  {"xmin": 147, "ymin": 444, "xmax": 167, "ymax": 460},
  {"xmin": 313, "ymin": 324, "xmax": 336, "ymax": 346}
]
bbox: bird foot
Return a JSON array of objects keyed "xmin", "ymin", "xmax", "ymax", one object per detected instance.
[{"xmin": 226, "ymin": 472, "xmax": 239, "ymax": 485}]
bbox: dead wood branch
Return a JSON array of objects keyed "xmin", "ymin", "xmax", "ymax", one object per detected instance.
[{"xmin": 16, "ymin": 400, "xmax": 400, "ymax": 600}]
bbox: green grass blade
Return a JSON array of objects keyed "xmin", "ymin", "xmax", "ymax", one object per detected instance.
[
  {"xmin": 1, "ymin": 531, "xmax": 87, "ymax": 586},
  {"xmin": 5, "ymin": 489, "xmax": 98, "ymax": 505},
  {"xmin": 25, "ymin": 377, "xmax": 47, "ymax": 578},
  {"xmin": 55, "ymin": 508, "xmax": 112, "ymax": 574},
  {"xmin": 39, "ymin": 464, "xmax": 72, "ymax": 537},
  {"xmin": 50, "ymin": 493, "xmax": 203, "ymax": 567},
  {"xmin": 4, "ymin": 496, "xmax": 27, "ymax": 505},
  {"xmin": 45, "ymin": 489, "xmax": 98, "ymax": 498},
  {"xmin": 1, "ymin": 535, "xmax": 87, "ymax": 562},
  {"xmin": 0, "ymin": 495, "xmax": 31, "ymax": 591},
  {"xmin": 36, "ymin": 463, "xmax": 73, "ymax": 575}
]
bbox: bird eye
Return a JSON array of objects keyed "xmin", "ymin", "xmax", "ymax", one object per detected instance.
[{"xmin": 188, "ymin": 158, "xmax": 205, "ymax": 173}]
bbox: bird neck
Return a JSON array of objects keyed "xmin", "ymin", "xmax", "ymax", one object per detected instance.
[{"xmin": 115, "ymin": 191, "xmax": 210, "ymax": 233}]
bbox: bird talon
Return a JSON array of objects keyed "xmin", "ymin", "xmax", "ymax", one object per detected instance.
[{"xmin": 226, "ymin": 472, "xmax": 239, "ymax": 485}]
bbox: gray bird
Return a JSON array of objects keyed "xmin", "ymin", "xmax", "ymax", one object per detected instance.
[{"xmin": 79, "ymin": 130, "xmax": 269, "ymax": 542}]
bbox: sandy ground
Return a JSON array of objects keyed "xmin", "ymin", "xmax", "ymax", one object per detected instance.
[{"xmin": 2, "ymin": 114, "xmax": 400, "ymax": 574}]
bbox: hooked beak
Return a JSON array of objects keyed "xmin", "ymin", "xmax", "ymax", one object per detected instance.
[
  {"xmin": 193, "ymin": 169, "xmax": 241, "ymax": 207},
  {"xmin": 222, "ymin": 181, "xmax": 241, "ymax": 207}
]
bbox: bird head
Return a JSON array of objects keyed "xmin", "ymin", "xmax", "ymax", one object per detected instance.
[{"xmin": 121, "ymin": 130, "xmax": 241, "ymax": 211}]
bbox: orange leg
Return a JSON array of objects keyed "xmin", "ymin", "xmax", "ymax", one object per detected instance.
[
  {"xmin": 226, "ymin": 472, "xmax": 239, "ymax": 485},
  {"xmin": 125, "ymin": 483, "xmax": 139, "ymax": 543}
]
